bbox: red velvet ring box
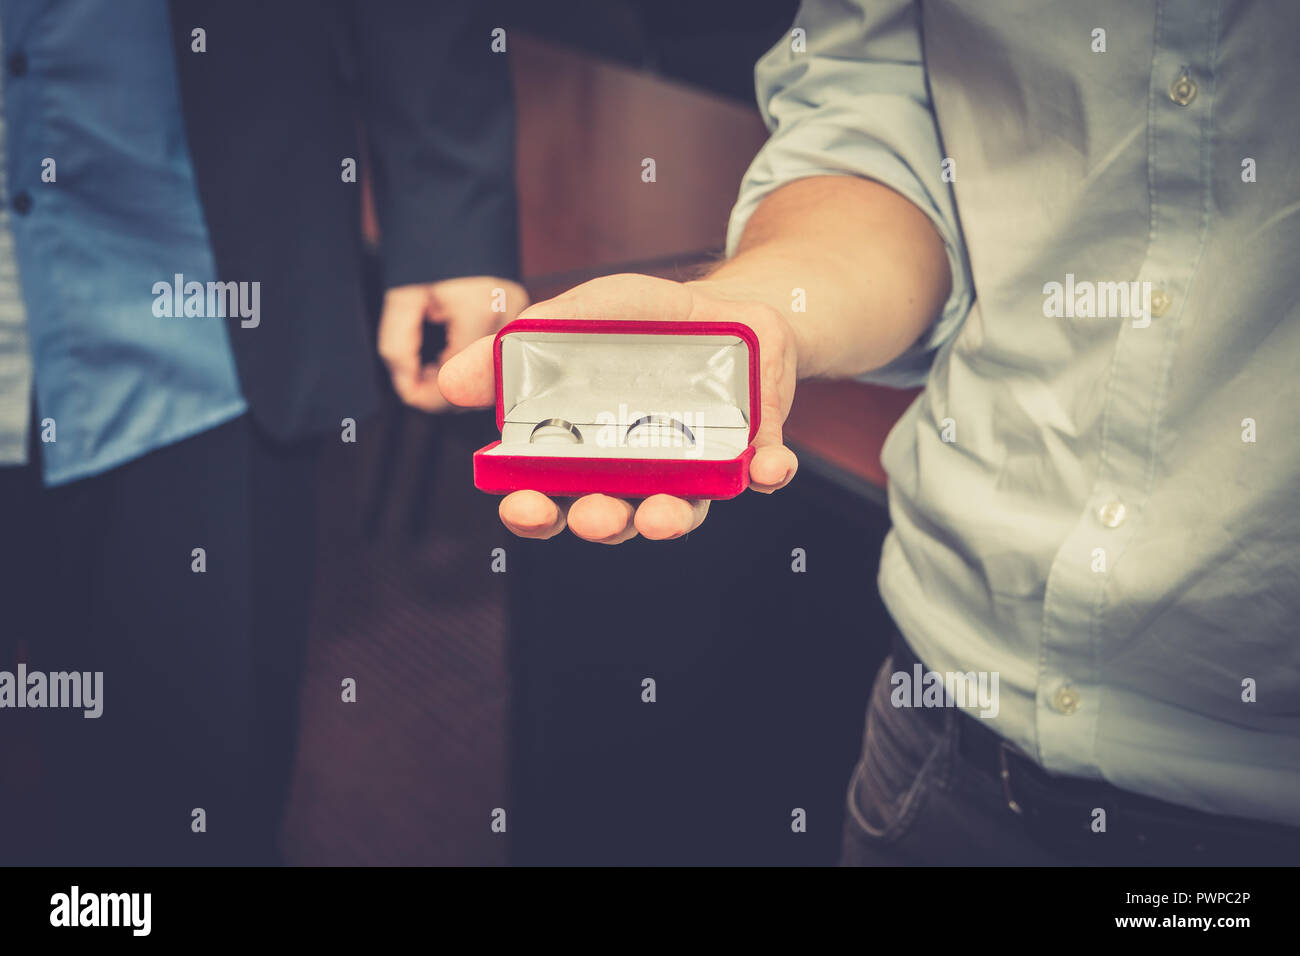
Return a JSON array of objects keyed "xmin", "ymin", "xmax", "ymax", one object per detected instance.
[{"xmin": 473, "ymin": 318, "xmax": 760, "ymax": 499}]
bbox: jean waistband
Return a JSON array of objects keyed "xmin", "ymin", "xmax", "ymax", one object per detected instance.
[{"xmin": 888, "ymin": 627, "xmax": 1300, "ymax": 862}]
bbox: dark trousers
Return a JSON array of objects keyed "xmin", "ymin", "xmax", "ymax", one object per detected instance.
[
  {"xmin": 0, "ymin": 414, "xmax": 320, "ymax": 866},
  {"xmin": 840, "ymin": 653, "xmax": 1058, "ymax": 866},
  {"xmin": 841, "ymin": 647, "xmax": 1300, "ymax": 866}
]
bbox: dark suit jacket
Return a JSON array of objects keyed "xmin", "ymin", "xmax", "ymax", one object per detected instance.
[{"xmin": 168, "ymin": 1, "xmax": 519, "ymax": 440}]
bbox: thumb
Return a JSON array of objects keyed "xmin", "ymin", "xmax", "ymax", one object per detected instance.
[{"xmin": 438, "ymin": 333, "xmax": 497, "ymax": 408}]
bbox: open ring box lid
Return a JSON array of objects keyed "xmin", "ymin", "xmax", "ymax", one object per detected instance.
[{"xmin": 473, "ymin": 318, "xmax": 760, "ymax": 499}]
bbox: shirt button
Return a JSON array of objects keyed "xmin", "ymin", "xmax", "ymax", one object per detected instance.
[
  {"xmin": 1097, "ymin": 499, "xmax": 1126, "ymax": 528},
  {"xmin": 1169, "ymin": 69, "xmax": 1198, "ymax": 106},
  {"xmin": 1150, "ymin": 289, "xmax": 1172, "ymax": 317},
  {"xmin": 6, "ymin": 51, "xmax": 27, "ymax": 77},
  {"xmin": 1052, "ymin": 685, "xmax": 1081, "ymax": 715},
  {"xmin": 10, "ymin": 191, "xmax": 31, "ymax": 215}
]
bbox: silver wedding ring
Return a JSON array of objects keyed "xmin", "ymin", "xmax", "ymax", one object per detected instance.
[
  {"xmin": 625, "ymin": 414, "xmax": 696, "ymax": 447},
  {"xmin": 530, "ymin": 417, "xmax": 583, "ymax": 444}
]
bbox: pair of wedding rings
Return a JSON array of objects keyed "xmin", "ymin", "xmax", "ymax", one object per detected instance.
[{"xmin": 529, "ymin": 415, "xmax": 697, "ymax": 447}]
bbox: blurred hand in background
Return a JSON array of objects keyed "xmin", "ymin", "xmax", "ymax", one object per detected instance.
[{"xmin": 380, "ymin": 275, "xmax": 528, "ymax": 413}]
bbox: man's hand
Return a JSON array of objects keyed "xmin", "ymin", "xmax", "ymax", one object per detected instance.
[
  {"xmin": 378, "ymin": 275, "xmax": 528, "ymax": 412},
  {"xmin": 437, "ymin": 273, "xmax": 800, "ymax": 543},
  {"xmin": 438, "ymin": 176, "xmax": 951, "ymax": 543}
]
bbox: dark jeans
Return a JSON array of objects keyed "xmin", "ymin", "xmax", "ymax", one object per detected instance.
[
  {"xmin": 840, "ymin": 651, "xmax": 1300, "ymax": 866},
  {"xmin": 841, "ymin": 653, "xmax": 1059, "ymax": 866},
  {"xmin": 0, "ymin": 414, "xmax": 320, "ymax": 866}
]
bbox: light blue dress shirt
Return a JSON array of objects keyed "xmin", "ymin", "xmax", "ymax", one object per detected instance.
[
  {"xmin": 0, "ymin": 0, "xmax": 245, "ymax": 486},
  {"xmin": 729, "ymin": 0, "xmax": 1300, "ymax": 827}
]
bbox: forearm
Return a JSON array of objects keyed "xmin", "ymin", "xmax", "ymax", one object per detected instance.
[{"xmin": 691, "ymin": 175, "xmax": 952, "ymax": 380}]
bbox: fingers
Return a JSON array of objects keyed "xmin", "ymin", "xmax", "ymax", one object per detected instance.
[
  {"xmin": 500, "ymin": 490, "xmax": 706, "ymax": 544},
  {"xmin": 749, "ymin": 443, "xmax": 798, "ymax": 493},
  {"xmin": 747, "ymin": 320, "xmax": 800, "ymax": 492},
  {"xmin": 566, "ymin": 494, "xmax": 639, "ymax": 544},
  {"xmin": 437, "ymin": 333, "xmax": 497, "ymax": 408},
  {"xmin": 500, "ymin": 490, "xmax": 569, "ymax": 539},
  {"xmin": 430, "ymin": 276, "xmax": 529, "ymax": 363},
  {"xmin": 377, "ymin": 286, "xmax": 425, "ymax": 382},
  {"xmin": 634, "ymin": 495, "xmax": 709, "ymax": 540},
  {"xmin": 377, "ymin": 285, "xmax": 447, "ymax": 411}
]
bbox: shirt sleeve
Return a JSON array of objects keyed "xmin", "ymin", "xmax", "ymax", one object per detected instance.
[{"xmin": 725, "ymin": 0, "xmax": 974, "ymax": 388}]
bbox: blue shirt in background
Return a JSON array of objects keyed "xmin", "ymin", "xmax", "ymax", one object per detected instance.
[{"xmin": 0, "ymin": 0, "xmax": 245, "ymax": 486}]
